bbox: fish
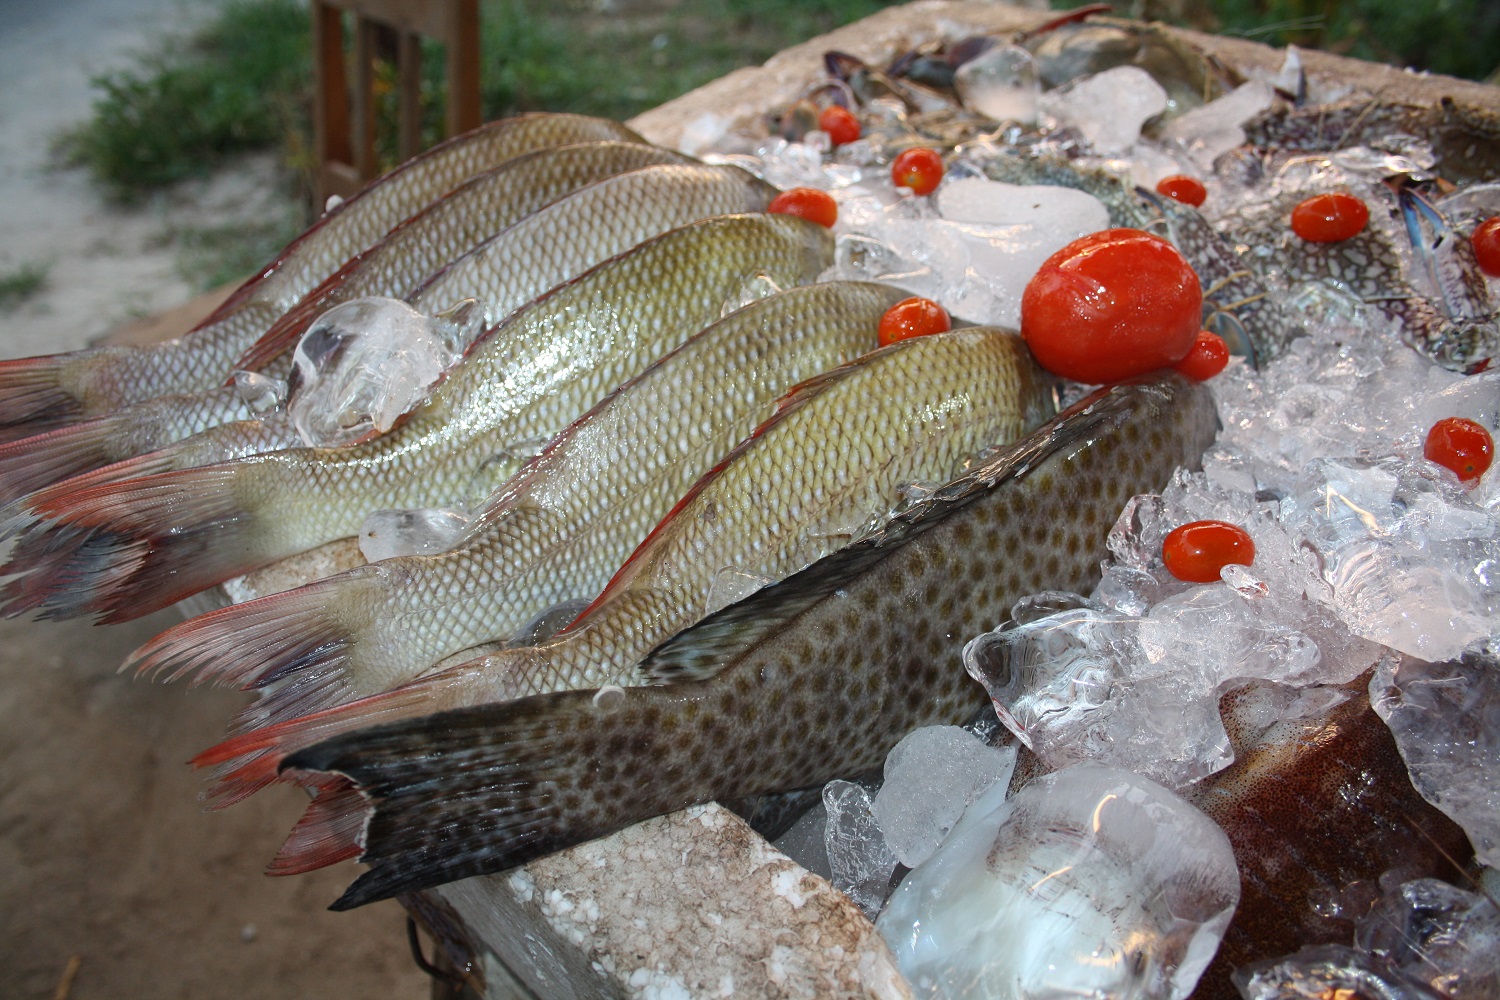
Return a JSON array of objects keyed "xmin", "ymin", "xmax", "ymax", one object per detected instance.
[
  {"xmin": 0, "ymin": 214, "xmax": 836, "ymax": 623},
  {"xmin": 191, "ymin": 325, "xmax": 1056, "ymax": 803},
  {"xmin": 0, "ymin": 113, "xmax": 645, "ymax": 433},
  {"xmin": 232, "ymin": 140, "xmax": 697, "ymax": 375},
  {"xmin": 0, "ymin": 142, "xmax": 700, "ymax": 505},
  {"xmin": 272, "ymin": 371, "xmax": 1218, "ymax": 909},
  {"xmin": 126, "ymin": 282, "xmax": 913, "ymax": 722}
]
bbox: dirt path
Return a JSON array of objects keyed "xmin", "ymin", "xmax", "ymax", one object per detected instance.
[{"xmin": 0, "ymin": 2, "xmax": 427, "ymax": 997}]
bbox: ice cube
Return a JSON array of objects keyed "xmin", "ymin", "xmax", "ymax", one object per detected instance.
[
  {"xmin": 953, "ymin": 44, "xmax": 1040, "ymax": 124},
  {"xmin": 289, "ymin": 296, "xmax": 480, "ymax": 448},
  {"xmin": 359, "ymin": 506, "xmax": 471, "ymax": 562},
  {"xmin": 821, "ymin": 779, "xmax": 898, "ymax": 920},
  {"xmin": 935, "ymin": 177, "xmax": 1109, "ymax": 235},
  {"xmin": 1158, "ymin": 81, "xmax": 1275, "ymax": 172},
  {"xmin": 771, "ymin": 799, "xmax": 832, "ymax": 884},
  {"xmin": 1370, "ymin": 650, "xmax": 1500, "ymax": 868},
  {"xmin": 1233, "ymin": 944, "xmax": 1446, "ymax": 999},
  {"xmin": 1355, "ymin": 878, "xmax": 1500, "ymax": 1000},
  {"xmin": 231, "ymin": 369, "xmax": 287, "ymax": 414},
  {"xmin": 876, "ymin": 763, "xmax": 1239, "ymax": 1000},
  {"xmin": 870, "ymin": 726, "xmax": 1016, "ymax": 868},
  {"xmin": 1038, "ymin": 65, "xmax": 1169, "ymax": 154}
]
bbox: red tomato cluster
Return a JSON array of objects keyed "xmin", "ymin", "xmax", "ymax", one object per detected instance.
[
  {"xmin": 1020, "ymin": 229, "xmax": 1203, "ymax": 385},
  {"xmin": 1425, "ymin": 417, "xmax": 1494, "ymax": 485},
  {"xmin": 1162, "ymin": 521, "xmax": 1256, "ymax": 583},
  {"xmin": 1290, "ymin": 192, "xmax": 1369, "ymax": 243},
  {"xmin": 891, "ymin": 147, "xmax": 944, "ymax": 196},
  {"xmin": 878, "ymin": 297, "xmax": 951, "ymax": 347},
  {"xmin": 768, "ymin": 188, "xmax": 838, "ymax": 229},
  {"xmin": 1155, "ymin": 175, "xmax": 1207, "ymax": 208}
]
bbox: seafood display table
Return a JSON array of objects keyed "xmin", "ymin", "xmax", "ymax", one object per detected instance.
[{"xmin": 192, "ymin": 3, "xmax": 1500, "ymax": 998}]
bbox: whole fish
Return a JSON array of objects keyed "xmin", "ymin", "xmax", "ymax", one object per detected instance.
[
  {"xmin": 193, "ymin": 326, "xmax": 1056, "ymax": 803},
  {"xmin": 0, "ymin": 113, "xmax": 644, "ymax": 432},
  {"xmin": 233, "ymin": 140, "xmax": 695, "ymax": 374},
  {"xmin": 0, "ymin": 162, "xmax": 777, "ymax": 511},
  {"xmin": 2, "ymin": 214, "xmax": 836, "ymax": 622},
  {"xmin": 275, "ymin": 372, "xmax": 1217, "ymax": 908},
  {"xmin": 128, "ymin": 282, "xmax": 912, "ymax": 721}
]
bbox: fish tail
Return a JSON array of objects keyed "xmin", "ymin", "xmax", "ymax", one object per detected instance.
[
  {"xmin": 281, "ymin": 689, "xmax": 658, "ymax": 905},
  {"xmin": 192, "ymin": 674, "xmax": 454, "ymax": 807},
  {"xmin": 0, "ymin": 410, "xmax": 176, "ymax": 507},
  {"xmin": 125, "ymin": 574, "xmax": 366, "ymax": 690},
  {"xmin": 0, "ymin": 353, "xmax": 85, "ymax": 429},
  {"xmin": 9, "ymin": 464, "xmax": 268, "ymax": 622},
  {"xmin": 266, "ymin": 775, "xmax": 368, "ymax": 875}
]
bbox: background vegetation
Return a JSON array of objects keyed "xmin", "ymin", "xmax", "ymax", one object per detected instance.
[{"xmin": 57, "ymin": 0, "xmax": 1498, "ymax": 281}]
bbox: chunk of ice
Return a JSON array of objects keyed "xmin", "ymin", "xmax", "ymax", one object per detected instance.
[
  {"xmin": 821, "ymin": 780, "xmax": 898, "ymax": 920},
  {"xmin": 289, "ymin": 296, "xmax": 481, "ymax": 448},
  {"xmin": 1355, "ymin": 878, "xmax": 1500, "ymax": 1000},
  {"xmin": 953, "ymin": 44, "xmax": 1040, "ymax": 124},
  {"xmin": 1158, "ymin": 81, "xmax": 1275, "ymax": 172},
  {"xmin": 359, "ymin": 506, "xmax": 471, "ymax": 562},
  {"xmin": 1233, "ymin": 943, "xmax": 1447, "ymax": 999},
  {"xmin": 1370, "ymin": 650, "xmax": 1500, "ymax": 868},
  {"xmin": 870, "ymin": 726, "xmax": 1016, "ymax": 868},
  {"xmin": 876, "ymin": 763, "xmax": 1239, "ymax": 1000},
  {"xmin": 231, "ymin": 369, "xmax": 287, "ymax": 414},
  {"xmin": 1039, "ymin": 66, "xmax": 1168, "ymax": 155}
]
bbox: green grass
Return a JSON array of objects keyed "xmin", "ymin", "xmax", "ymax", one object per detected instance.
[
  {"xmin": 0, "ymin": 262, "xmax": 50, "ymax": 308},
  {"xmin": 62, "ymin": 0, "xmax": 1497, "ymax": 204},
  {"xmin": 56, "ymin": 0, "xmax": 309, "ymax": 202}
]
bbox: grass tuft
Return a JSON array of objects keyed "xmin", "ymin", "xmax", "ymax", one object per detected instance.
[{"xmin": 0, "ymin": 263, "xmax": 50, "ymax": 308}]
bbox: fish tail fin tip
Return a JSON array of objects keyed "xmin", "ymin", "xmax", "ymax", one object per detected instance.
[
  {"xmin": 267, "ymin": 775, "xmax": 369, "ymax": 875},
  {"xmin": 0, "ymin": 353, "xmax": 83, "ymax": 427},
  {"xmin": 23, "ymin": 465, "xmax": 266, "ymax": 621},
  {"xmin": 0, "ymin": 415, "xmax": 147, "ymax": 506},
  {"xmin": 126, "ymin": 577, "xmax": 359, "ymax": 688}
]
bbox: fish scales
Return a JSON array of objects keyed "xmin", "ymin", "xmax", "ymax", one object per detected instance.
[
  {"xmin": 0, "ymin": 113, "xmax": 643, "ymax": 428},
  {"xmin": 191, "ymin": 326, "xmax": 1053, "ymax": 797},
  {"xmin": 131, "ymin": 283, "xmax": 912, "ymax": 721},
  {"xmin": 9, "ymin": 215, "xmax": 834, "ymax": 622},
  {"xmin": 407, "ymin": 164, "xmax": 779, "ymax": 328},
  {"xmin": 282, "ymin": 373, "xmax": 1219, "ymax": 909}
]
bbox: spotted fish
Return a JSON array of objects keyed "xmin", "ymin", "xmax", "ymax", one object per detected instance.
[{"xmin": 273, "ymin": 371, "xmax": 1218, "ymax": 907}]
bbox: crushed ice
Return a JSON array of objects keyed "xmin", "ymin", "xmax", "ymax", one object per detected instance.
[{"xmin": 289, "ymin": 296, "xmax": 482, "ymax": 448}]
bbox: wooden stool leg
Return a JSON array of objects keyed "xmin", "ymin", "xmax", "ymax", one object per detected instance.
[
  {"xmin": 352, "ymin": 15, "xmax": 380, "ymax": 180},
  {"xmin": 312, "ymin": 1, "xmax": 355, "ymax": 208},
  {"xmin": 446, "ymin": 0, "xmax": 482, "ymax": 136},
  {"xmin": 397, "ymin": 31, "xmax": 424, "ymax": 163}
]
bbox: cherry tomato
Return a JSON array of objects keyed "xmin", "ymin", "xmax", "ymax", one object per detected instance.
[
  {"xmin": 1155, "ymin": 174, "xmax": 1207, "ymax": 208},
  {"xmin": 1162, "ymin": 520, "xmax": 1256, "ymax": 584},
  {"xmin": 1290, "ymin": 192, "xmax": 1370, "ymax": 243},
  {"xmin": 768, "ymin": 187, "xmax": 838, "ymax": 229},
  {"xmin": 1020, "ymin": 228, "xmax": 1203, "ymax": 384},
  {"xmin": 1473, "ymin": 217, "xmax": 1500, "ymax": 277},
  {"xmin": 1424, "ymin": 417, "xmax": 1494, "ymax": 485},
  {"xmin": 891, "ymin": 147, "xmax": 944, "ymax": 196},
  {"xmin": 818, "ymin": 105, "xmax": 861, "ymax": 147},
  {"xmin": 878, "ymin": 297, "xmax": 951, "ymax": 347},
  {"xmin": 1174, "ymin": 330, "xmax": 1230, "ymax": 381}
]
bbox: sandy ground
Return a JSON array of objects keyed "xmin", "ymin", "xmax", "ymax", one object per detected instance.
[{"xmin": 0, "ymin": 1, "xmax": 429, "ymax": 997}]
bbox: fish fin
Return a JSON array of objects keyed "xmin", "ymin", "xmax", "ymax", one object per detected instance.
[
  {"xmin": 266, "ymin": 775, "xmax": 368, "ymax": 875},
  {"xmin": 15, "ymin": 445, "xmax": 186, "ymax": 517},
  {"xmin": 0, "ymin": 411, "xmax": 165, "ymax": 507},
  {"xmin": 192, "ymin": 673, "xmax": 452, "ymax": 807},
  {"xmin": 229, "ymin": 269, "xmax": 350, "ymax": 375},
  {"xmin": 12, "ymin": 464, "xmax": 269, "ymax": 622},
  {"xmin": 0, "ymin": 353, "xmax": 84, "ymax": 428},
  {"xmin": 124, "ymin": 574, "xmax": 363, "ymax": 689},
  {"xmin": 638, "ymin": 375, "xmax": 1173, "ymax": 684},
  {"xmin": 282, "ymin": 690, "xmax": 635, "ymax": 909}
]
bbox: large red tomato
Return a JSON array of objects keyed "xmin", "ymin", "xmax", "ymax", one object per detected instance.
[{"xmin": 1020, "ymin": 228, "xmax": 1203, "ymax": 384}]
